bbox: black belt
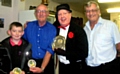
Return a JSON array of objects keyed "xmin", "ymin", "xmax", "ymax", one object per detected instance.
[
  {"xmin": 88, "ymin": 58, "xmax": 118, "ymax": 69},
  {"xmin": 101, "ymin": 58, "xmax": 118, "ymax": 66}
]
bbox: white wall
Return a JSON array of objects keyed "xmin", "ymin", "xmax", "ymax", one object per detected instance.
[
  {"xmin": 25, "ymin": 0, "xmax": 41, "ymax": 10},
  {"xmin": 110, "ymin": 13, "xmax": 120, "ymax": 31},
  {"xmin": 0, "ymin": 2, "xmax": 13, "ymax": 41}
]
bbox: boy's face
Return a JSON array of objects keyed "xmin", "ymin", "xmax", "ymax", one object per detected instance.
[{"xmin": 8, "ymin": 26, "xmax": 24, "ymax": 41}]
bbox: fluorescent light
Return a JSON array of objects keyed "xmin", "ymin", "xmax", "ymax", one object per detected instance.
[
  {"xmin": 98, "ymin": 0, "xmax": 120, "ymax": 3},
  {"xmin": 107, "ymin": 8, "xmax": 120, "ymax": 13}
]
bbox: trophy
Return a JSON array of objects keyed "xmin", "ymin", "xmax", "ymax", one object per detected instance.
[
  {"xmin": 12, "ymin": 67, "xmax": 22, "ymax": 74},
  {"xmin": 28, "ymin": 59, "xmax": 36, "ymax": 68},
  {"xmin": 52, "ymin": 35, "xmax": 66, "ymax": 50}
]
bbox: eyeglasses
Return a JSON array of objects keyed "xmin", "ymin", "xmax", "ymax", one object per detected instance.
[
  {"xmin": 85, "ymin": 9, "xmax": 98, "ymax": 13},
  {"xmin": 35, "ymin": 10, "xmax": 48, "ymax": 13}
]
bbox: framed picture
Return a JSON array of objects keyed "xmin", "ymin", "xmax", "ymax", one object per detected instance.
[
  {"xmin": 0, "ymin": 18, "xmax": 4, "ymax": 28},
  {"xmin": 1, "ymin": 0, "xmax": 12, "ymax": 7},
  {"xmin": 47, "ymin": 15, "xmax": 55, "ymax": 24}
]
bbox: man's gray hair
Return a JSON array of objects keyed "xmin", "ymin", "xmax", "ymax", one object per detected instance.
[{"xmin": 84, "ymin": 1, "xmax": 100, "ymax": 9}]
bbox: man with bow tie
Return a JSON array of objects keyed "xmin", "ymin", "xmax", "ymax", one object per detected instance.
[{"xmin": 53, "ymin": 3, "xmax": 88, "ymax": 74}]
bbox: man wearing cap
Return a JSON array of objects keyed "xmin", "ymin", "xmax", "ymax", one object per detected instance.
[{"xmin": 53, "ymin": 3, "xmax": 88, "ymax": 74}]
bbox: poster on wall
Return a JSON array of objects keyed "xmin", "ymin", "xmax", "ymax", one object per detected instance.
[
  {"xmin": 1, "ymin": 0, "xmax": 12, "ymax": 7},
  {"xmin": 0, "ymin": 18, "xmax": 4, "ymax": 28},
  {"xmin": 47, "ymin": 15, "xmax": 55, "ymax": 24}
]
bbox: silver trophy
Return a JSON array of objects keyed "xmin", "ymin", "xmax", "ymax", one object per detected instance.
[{"xmin": 52, "ymin": 35, "xmax": 66, "ymax": 50}]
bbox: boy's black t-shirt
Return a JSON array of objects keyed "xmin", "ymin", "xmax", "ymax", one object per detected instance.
[{"xmin": 10, "ymin": 45, "xmax": 23, "ymax": 69}]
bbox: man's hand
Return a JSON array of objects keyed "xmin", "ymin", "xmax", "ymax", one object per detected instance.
[
  {"xmin": 24, "ymin": 21, "xmax": 29, "ymax": 28},
  {"xmin": 29, "ymin": 67, "xmax": 44, "ymax": 73}
]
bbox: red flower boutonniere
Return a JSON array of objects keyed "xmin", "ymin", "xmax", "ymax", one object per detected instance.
[{"xmin": 68, "ymin": 32, "xmax": 74, "ymax": 38}]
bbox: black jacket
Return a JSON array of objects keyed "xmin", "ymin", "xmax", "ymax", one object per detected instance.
[
  {"xmin": 0, "ymin": 37, "xmax": 32, "ymax": 74},
  {"xmin": 53, "ymin": 20, "xmax": 88, "ymax": 63}
]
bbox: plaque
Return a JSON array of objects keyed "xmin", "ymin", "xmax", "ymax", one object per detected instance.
[
  {"xmin": 28, "ymin": 59, "xmax": 36, "ymax": 68},
  {"xmin": 52, "ymin": 35, "xmax": 66, "ymax": 49},
  {"xmin": 12, "ymin": 67, "xmax": 22, "ymax": 74}
]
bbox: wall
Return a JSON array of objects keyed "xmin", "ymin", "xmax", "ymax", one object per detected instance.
[
  {"xmin": 0, "ymin": 1, "xmax": 13, "ymax": 41},
  {"xmin": 110, "ymin": 13, "xmax": 120, "ymax": 31}
]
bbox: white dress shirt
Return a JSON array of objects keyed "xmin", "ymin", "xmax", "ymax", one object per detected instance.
[
  {"xmin": 84, "ymin": 17, "xmax": 120, "ymax": 66},
  {"xmin": 58, "ymin": 25, "xmax": 70, "ymax": 64}
]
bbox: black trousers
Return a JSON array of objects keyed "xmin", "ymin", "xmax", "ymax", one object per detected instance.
[
  {"xmin": 29, "ymin": 57, "xmax": 54, "ymax": 74},
  {"xmin": 83, "ymin": 58, "xmax": 119, "ymax": 74},
  {"xmin": 59, "ymin": 61, "xmax": 83, "ymax": 74}
]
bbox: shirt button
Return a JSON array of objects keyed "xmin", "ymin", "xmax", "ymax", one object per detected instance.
[
  {"xmin": 38, "ymin": 34, "xmax": 40, "ymax": 36},
  {"xmin": 38, "ymin": 47, "xmax": 40, "ymax": 49},
  {"xmin": 39, "ymin": 28, "xmax": 41, "ymax": 30},
  {"xmin": 37, "ymin": 40, "xmax": 39, "ymax": 42},
  {"xmin": 39, "ymin": 53, "xmax": 40, "ymax": 55}
]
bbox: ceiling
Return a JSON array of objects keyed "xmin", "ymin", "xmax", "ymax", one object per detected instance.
[{"xmin": 51, "ymin": 0, "xmax": 120, "ymax": 19}]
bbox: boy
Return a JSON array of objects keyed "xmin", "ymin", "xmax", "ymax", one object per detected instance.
[{"xmin": 0, "ymin": 22, "xmax": 31, "ymax": 74}]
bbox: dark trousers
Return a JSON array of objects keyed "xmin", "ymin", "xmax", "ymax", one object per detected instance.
[
  {"xmin": 59, "ymin": 61, "xmax": 83, "ymax": 74},
  {"xmin": 29, "ymin": 58, "xmax": 54, "ymax": 74},
  {"xmin": 83, "ymin": 58, "xmax": 119, "ymax": 74}
]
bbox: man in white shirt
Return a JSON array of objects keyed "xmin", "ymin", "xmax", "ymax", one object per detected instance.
[{"xmin": 83, "ymin": 1, "xmax": 120, "ymax": 74}]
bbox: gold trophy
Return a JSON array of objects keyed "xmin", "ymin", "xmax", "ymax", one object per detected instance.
[
  {"xmin": 28, "ymin": 59, "xmax": 36, "ymax": 68},
  {"xmin": 12, "ymin": 67, "xmax": 22, "ymax": 74},
  {"xmin": 52, "ymin": 35, "xmax": 66, "ymax": 50}
]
